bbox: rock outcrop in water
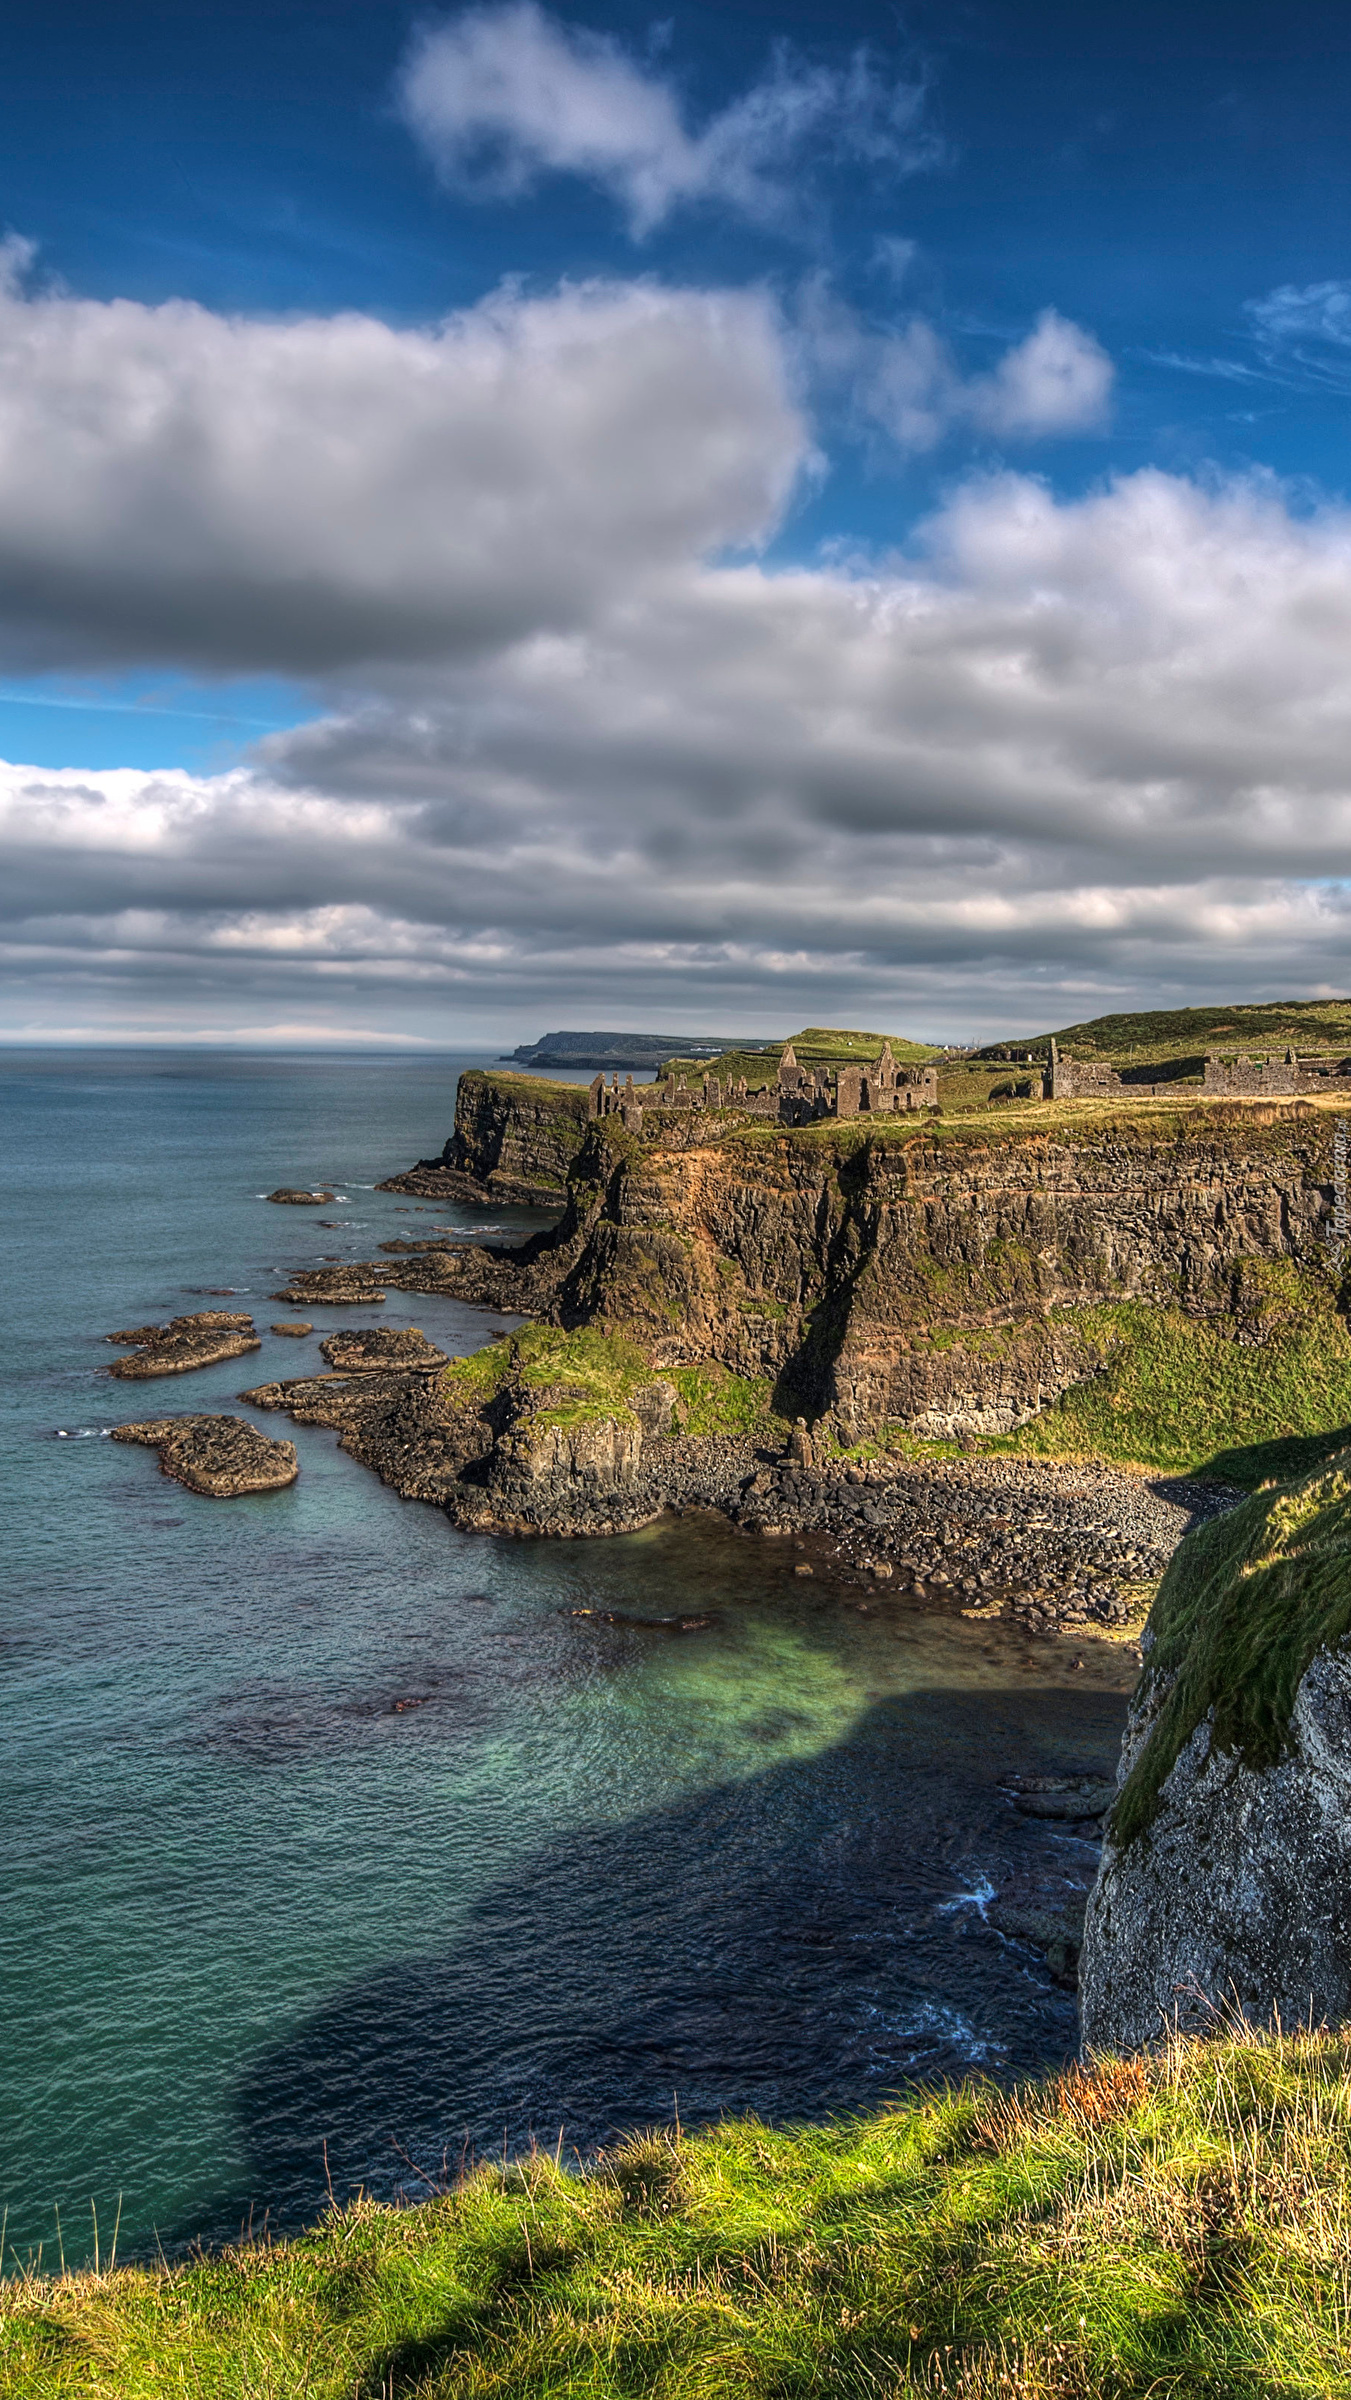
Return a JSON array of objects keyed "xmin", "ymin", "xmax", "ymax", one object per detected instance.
[
  {"xmin": 1081, "ymin": 1452, "xmax": 1351, "ymax": 2051},
  {"xmin": 112, "ymin": 1414, "xmax": 298, "ymax": 1495},
  {"xmin": 105, "ymin": 1312, "xmax": 261, "ymax": 1378},
  {"xmin": 266, "ymin": 1187, "xmax": 335, "ymax": 1204}
]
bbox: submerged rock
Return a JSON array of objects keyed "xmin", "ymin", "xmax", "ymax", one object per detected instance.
[
  {"xmin": 105, "ymin": 1312, "xmax": 261, "ymax": 1379},
  {"xmin": 1081, "ymin": 1451, "xmax": 1351, "ymax": 2051},
  {"xmin": 111, "ymin": 1414, "xmax": 298, "ymax": 1496}
]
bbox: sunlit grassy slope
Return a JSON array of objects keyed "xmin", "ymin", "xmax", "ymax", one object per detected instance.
[
  {"xmin": 10, "ymin": 2028, "xmax": 1351, "ymax": 2397},
  {"xmin": 991, "ymin": 1270, "xmax": 1351, "ymax": 1490},
  {"xmin": 665, "ymin": 1027, "xmax": 939, "ymax": 1088},
  {"xmin": 977, "ymin": 997, "xmax": 1351, "ymax": 1069}
]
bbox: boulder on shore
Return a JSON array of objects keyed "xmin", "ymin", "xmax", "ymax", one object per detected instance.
[
  {"xmin": 105, "ymin": 1313, "xmax": 261, "ymax": 1378},
  {"xmin": 1081, "ymin": 1450, "xmax": 1351, "ymax": 2052},
  {"xmin": 111, "ymin": 1414, "xmax": 298, "ymax": 1496}
]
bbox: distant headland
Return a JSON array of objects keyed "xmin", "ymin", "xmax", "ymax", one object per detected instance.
[{"xmin": 503, "ymin": 1029, "xmax": 767, "ymax": 1070}]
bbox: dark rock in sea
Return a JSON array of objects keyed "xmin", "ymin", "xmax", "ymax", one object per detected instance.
[
  {"xmin": 105, "ymin": 1312, "xmax": 261, "ymax": 1379},
  {"xmin": 319, "ymin": 1327, "xmax": 447, "ymax": 1372},
  {"xmin": 266, "ymin": 1188, "xmax": 335, "ymax": 1205},
  {"xmin": 562, "ymin": 1607, "xmax": 716, "ymax": 1632},
  {"xmin": 271, "ymin": 1267, "xmax": 386, "ymax": 1306},
  {"xmin": 111, "ymin": 1414, "xmax": 298, "ymax": 1496},
  {"xmin": 1002, "ymin": 1774, "xmax": 1116, "ymax": 1822},
  {"xmin": 271, "ymin": 1321, "xmax": 313, "ymax": 1337}
]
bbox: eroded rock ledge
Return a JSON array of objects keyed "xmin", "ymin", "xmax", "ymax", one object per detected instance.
[{"xmin": 105, "ymin": 1312, "xmax": 262, "ymax": 1378}]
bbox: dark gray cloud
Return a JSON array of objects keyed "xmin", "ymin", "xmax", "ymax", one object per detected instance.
[{"xmin": 0, "ymin": 260, "xmax": 803, "ymax": 673}]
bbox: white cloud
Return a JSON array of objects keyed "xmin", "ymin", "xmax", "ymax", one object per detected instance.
[
  {"xmin": 966, "ymin": 309, "xmax": 1113, "ymax": 439},
  {"xmin": 0, "ymin": 257, "xmax": 806, "ymax": 672},
  {"xmin": 5, "ymin": 466, "xmax": 1351, "ymax": 1040},
  {"xmin": 861, "ymin": 306, "xmax": 1112, "ymax": 450},
  {"xmin": 396, "ymin": 3, "xmax": 938, "ymax": 237}
]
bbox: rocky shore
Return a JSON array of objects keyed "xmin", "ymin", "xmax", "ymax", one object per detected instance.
[{"xmin": 240, "ymin": 1333, "xmax": 1234, "ymax": 1632}]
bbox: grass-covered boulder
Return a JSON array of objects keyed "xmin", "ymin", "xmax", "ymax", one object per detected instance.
[{"xmin": 1082, "ymin": 1448, "xmax": 1351, "ymax": 2051}]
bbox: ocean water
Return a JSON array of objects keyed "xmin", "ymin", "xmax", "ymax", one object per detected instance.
[{"xmin": 1, "ymin": 1048, "xmax": 1133, "ymax": 2271}]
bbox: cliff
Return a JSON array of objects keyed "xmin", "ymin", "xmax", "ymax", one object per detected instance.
[
  {"xmin": 381, "ymin": 1084, "xmax": 1346, "ymax": 1452},
  {"xmin": 378, "ymin": 1068, "xmax": 589, "ymax": 1207},
  {"xmin": 1081, "ymin": 1451, "xmax": 1351, "ymax": 2051}
]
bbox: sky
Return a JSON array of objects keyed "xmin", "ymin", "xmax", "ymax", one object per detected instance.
[{"xmin": 3, "ymin": 0, "xmax": 1351, "ymax": 1046}]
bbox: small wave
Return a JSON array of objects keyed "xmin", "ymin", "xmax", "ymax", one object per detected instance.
[
  {"xmin": 937, "ymin": 1874, "xmax": 995, "ymax": 1919},
  {"xmin": 55, "ymin": 1427, "xmax": 113, "ymax": 1440}
]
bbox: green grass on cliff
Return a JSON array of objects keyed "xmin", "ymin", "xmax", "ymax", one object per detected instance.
[
  {"xmin": 673, "ymin": 1026, "xmax": 939, "ymax": 1090},
  {"xmin": 993, "ymin": 1270, "xmax": 1351, "ymax": 1487},
  {"xmin": 1111, "ymin": 1449, "xmax": 1351, "ymax": 1849},
  {"xmin": 441, "ymin": 1329, "xmax": 780, "ymax": 1440},
  {"xmin": 442, "ymin": 1325, "xmax": 652, "ymax": 1426},
  {"xmin": 12, "ymin": 2027, "xmax": 1351, "ymax": 2397},
  {"xmin": 977, "ymin": 996, "xmax": 1351, "ymax": 1071}
]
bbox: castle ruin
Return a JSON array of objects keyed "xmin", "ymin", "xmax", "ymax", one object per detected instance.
[
  {"xmin": 588, "ymin": 1040, "xmax": 939, "ymax": 1135},
  {"xmin": 1048, "ymin": 1036, "xmax": 1351, "ymax": 1102}
]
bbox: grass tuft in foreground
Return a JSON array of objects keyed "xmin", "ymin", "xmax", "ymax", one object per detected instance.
[{"xmin": 9, "ymin": 2026, "xmax": 1351, "ymax": 2395}]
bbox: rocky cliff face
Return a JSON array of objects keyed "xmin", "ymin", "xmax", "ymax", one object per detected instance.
[
  {"xmin": 388, "ymin": 1095, "xmax": 1339, "ymax": 1442},
  {"xmin": 379, "ymin": 1070, "xmax": 589, "ymax": 1208},
  {"xmin": 1081, "ymin": 1452, "xmax": 1351, "ymax": 2051}
]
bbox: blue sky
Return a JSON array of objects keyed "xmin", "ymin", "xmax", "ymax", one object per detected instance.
[{"xmin": 2, "ymin": 0, "xmax": 1350, "ymax": 1039}]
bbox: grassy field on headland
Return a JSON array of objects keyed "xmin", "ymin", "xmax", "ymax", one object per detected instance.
[{"xmin": 7, "ymin": 2026, "xmax": 1351, "ymax": 2397}]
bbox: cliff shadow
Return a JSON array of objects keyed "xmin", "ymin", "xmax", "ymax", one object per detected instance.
[
  {"xmin": 166, "ymin": 1678, "xmax": 1129, "ymax": 2256},
  {"xmin": 1193, "ymin": 1426, "xmax": 1351, "ymax": 1492}
]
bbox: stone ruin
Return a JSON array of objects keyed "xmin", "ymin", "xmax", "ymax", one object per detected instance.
[
  {"xmin": 1048, "ymin": 1036, "xmax": 1351, "ymax": 1102},
  {"xmin": 589, "ymin": 1039, "xmax": 939, "ymax": 1135}
]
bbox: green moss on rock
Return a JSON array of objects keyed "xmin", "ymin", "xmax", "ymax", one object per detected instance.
[{"xmin": 1112, "ymin": 1450, "xmax": 1351, "ymax": 1847}]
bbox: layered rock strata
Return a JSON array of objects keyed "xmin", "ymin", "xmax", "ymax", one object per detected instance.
[
  {"xmin": 378, "ymin": 1070, "xmax": 588, "ymax": 1209},
  {"xmin": 112, "ymin": 1414, "xmax": 298, "ymax": 1496},
  {"xmin": 370, "ymin": 1095, "xmax": 1339, "ymax": 1441},
  {"xmin": 105, "ymin": 1312, "xmax": 261, "ymax": 1378}
]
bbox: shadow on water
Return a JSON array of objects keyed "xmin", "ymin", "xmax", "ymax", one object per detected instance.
[{"xmin": 176, "ymin": 1680, "xmax": 1123, "ymax": 2253}]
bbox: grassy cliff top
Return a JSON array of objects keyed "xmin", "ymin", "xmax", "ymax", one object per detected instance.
[
  {"xmin": 1111, "ymin": 1446, "xmax": 1351, "ymax": 1848},
  {"xmin": 458, "ymin": 1066, "xmax": 590, "ymax": 1110},
  {"xmin": 978, "ymin": 996, "xmax": 1351, "ymax": 1069},
  {"xmin": 663, "ymin": 1025, "xmax": 939, "ymax": 1087},
  {"xmin": 10, "ymin": 2024, "xmax": 1351, "ymax": 2396}
]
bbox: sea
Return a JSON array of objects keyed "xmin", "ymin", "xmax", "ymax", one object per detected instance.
[{"xmin": 1, "ymin": 1047, "xmax": 1133, "ymax": 2272}]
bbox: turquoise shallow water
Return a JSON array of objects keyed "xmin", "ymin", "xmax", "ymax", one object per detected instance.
[{"xmin": 1, "ymin": 1049, "xmax": 1132, "ymax": 2271}]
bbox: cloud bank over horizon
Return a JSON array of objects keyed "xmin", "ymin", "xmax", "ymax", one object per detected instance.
[
  {"xmin": 3, "ymin": 309, "xmax": 1350, "ymax": 1042},
  {"xmin": 0, "ymin": 3, "xmax": 1347, "ymax": 1048}
]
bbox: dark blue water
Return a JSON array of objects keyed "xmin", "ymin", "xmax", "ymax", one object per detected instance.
[{"xmin": 1, "ymin": 1049, "xmax": 1132, "ymax": 2271}]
